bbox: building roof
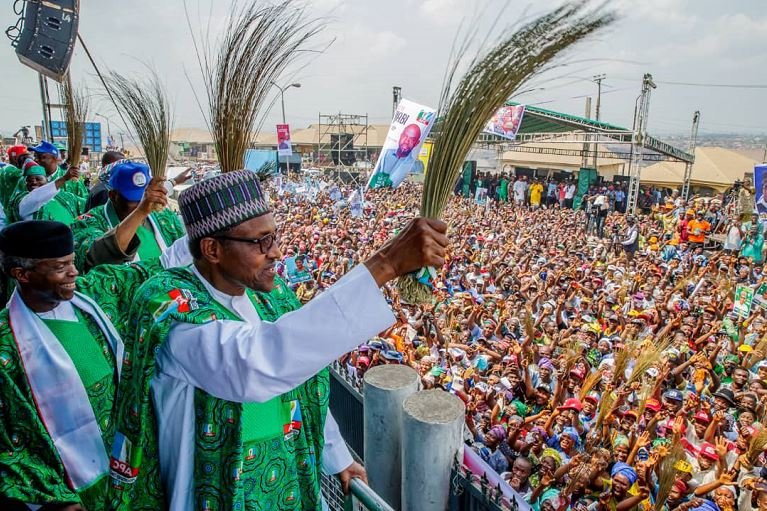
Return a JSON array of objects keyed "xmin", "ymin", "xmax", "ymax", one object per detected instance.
[
  {"xmin": 639, "ymin": 146, "xmax": 759, "ymax": 191},
  {"xmin": 170, "ymin": 124, "xmax": 392, "ymax": 148}
]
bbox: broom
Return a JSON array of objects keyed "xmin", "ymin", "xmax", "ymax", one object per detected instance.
[
  {"xmin": 104, "ymin": 69, "xmax": 171, "ymax": 178},
  {"xmin": 60, "ymin": 73, "xmax": 89, "ymax": 170},
  {"xmin": 398, "ymin": 2, "xmax": 616, "ymax": 303},
  {"xmin": 189, "ymin": 0, "xmax": 325, "ymax": 173},
  {"xmin": 654, "ymin": 441, "xmax": 685, "ymax": 511}
]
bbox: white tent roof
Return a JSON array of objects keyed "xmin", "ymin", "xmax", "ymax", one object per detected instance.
[{"xmin": 640, "ymin": 146, "xmax": 759, "ymax": 191}]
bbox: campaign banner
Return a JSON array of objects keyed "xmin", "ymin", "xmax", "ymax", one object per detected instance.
[
  {"xmin": 367, "ymin": 98, "xmax": 436, "ymax": 189},
  {"xmin": 754, "ymin": 283, "xmax": 767, "ymax": 310},
  {"xmin": 463, "ymin": 448, "xmax": 532, "ymax": 511},
  {"xmin": 285, "ymin": 256, "xmax": 312, "ymax": 284},
  {"xmin": 483, "ymin": 104, "xmax": 526, "ymax": 141},
  {"xmin": 474, "ymin": 187, "xmax": 488, "ymax": 206},
  {"xmin": 277, "ymin": 124, "xmax": 293, "ymax": 157},
  {"xmin": 416, "ymin": 140, "xmax": 432, "ymax": 175},
  {"xmin": 734, "ymin": 285, "xmax": 754, "ymax": 319},
  {"xmin": 755, "ymin": 164, "xmax": 767, "ymax": 214}
]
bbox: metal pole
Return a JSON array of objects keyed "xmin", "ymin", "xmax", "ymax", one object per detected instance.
[
  {"xmin": 581, "ymin": 97, "xmax": 592, "ymax": 169},
  {"xmin": 626, "ymin": 73, "xmax": 656, "ymax": 214},
  {"xmin": 280, "ymin": 90, "xmax": 286, "ymax": 124},
  {"xmin": 593, "ymin": 74, "xmax": 605, "ymax": 173},
  {"xmin": 681, "ymin": 111, "xmax": 700, "ymax": 201},
  {"xmin": 401, "ymin": 390, "xmax": 465, "ymax": 511},
  {"xmin": 363, "ymin": 365, "xmax": 420, "ymax": 510},
  {"xmin": 39, "ymin": 74, "xmax": 52, "ymax": 141}
]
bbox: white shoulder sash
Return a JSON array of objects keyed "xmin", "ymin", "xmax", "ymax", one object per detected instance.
[{"xmin": 7, "ymin": 289, "xmax": 124, "ymax": 490}]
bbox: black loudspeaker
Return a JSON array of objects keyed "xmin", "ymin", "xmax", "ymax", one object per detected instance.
[{"xmin": 15, "ymin": 0, "xmax": 80, "ymax": 82}]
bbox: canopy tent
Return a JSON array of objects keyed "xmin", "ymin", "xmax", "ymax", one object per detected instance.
[{"xmin": 639, "ymin": 147, "xmax": 758, "ymax": 192}]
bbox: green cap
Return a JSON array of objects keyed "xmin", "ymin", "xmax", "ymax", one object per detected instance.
[{"xmin": 24, "ymin": 165, "xmax": 46, "ymax": 177}]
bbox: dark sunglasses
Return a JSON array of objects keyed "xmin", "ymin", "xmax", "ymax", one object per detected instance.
[{"xmin": 213, "ymin": 232, "xmax": 279, "ymax": 254}]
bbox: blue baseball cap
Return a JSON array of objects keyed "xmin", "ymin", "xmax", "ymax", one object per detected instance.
[
  {"xmin": 108, "ymin": 161, "xmax": 150, "ymax": 201},
  {"xmin": 662, "ymin": 389, "xmax": 684, "ymax": 402},
  {"xmin": 30, "ymin": 140, "xmax": 60, "ymax": 158}
]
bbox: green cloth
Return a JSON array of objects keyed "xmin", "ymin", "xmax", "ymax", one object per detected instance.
[
  {"xmin": 368, "ymin": 171, "xmax": 393, "ymax": 189},
  {"xmin": 13, "ymin": 166, "xmax": 88, "ymax": 201},
  {"xmin": 24, "ymin": 165, "xmax": 46, "ymax": 177},
  {"xmin": 71, "ymin": 201, "xmax": 185, "ymax": 272},
  {"xmin": 498, "ymin": 179, "xmax": 509, "ymax": 201},
  {"xmin": 8, "ymin": 188, "xmax": 85, "ymax": 225},
  {"xmin": 108, "ymin": 269, "xmax": 329, "ymax": 510},
  {"xmin": 0, "ymin": 164, "xmax": 22, "ymax": 211},
  {"xmin": 740, "ymin": 222, "xmax": 765, "ymax": 263},
  {"xmin": 0, "ymin": 265, "xmax": 154, "ymax": 510},
  {"xmin": 135, "ymin": 225, "xmax": 162, "ymax": 261}
]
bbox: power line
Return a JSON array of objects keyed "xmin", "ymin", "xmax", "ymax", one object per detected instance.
[{"xmin": 611, "ymin": 77, "xmax": 767, "ymax": 89}]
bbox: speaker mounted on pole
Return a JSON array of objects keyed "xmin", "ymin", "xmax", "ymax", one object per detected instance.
[{"xmin": 13, "ymin": 0, "xmax": 80, "ymax": 82}]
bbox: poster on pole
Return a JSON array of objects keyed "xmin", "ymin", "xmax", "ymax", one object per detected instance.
[
  {"xmin": 417, "ymin": 140, "xmax": 433, "ymax": 175},
  {"xmin": 367, "ymin": 98, "xmax": 436, "ymax": 189},
  {"xmin": 277, "ymin": 124, "xmax": 293, "ymax": 157},
  {"xmin": 285, "ymin": 256, "xmax": 312, "ymax": 284},
  {"xmin": 734, "ymin": 285, "xmax": 754, "ymax": 319},
  {"xmin": 483, "ymin": 104, "xmax": 526, "ymax": 141},
  {"xmin": 754, "ymin": 164, "xmax": 767, "ymax": 214}
]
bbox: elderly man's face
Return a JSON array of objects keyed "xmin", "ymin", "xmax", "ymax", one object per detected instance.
[
  {"xmin": 12, "ymin": 253, "xmax": 78, "ymax": 304},
  {"xmin": 206, "ymin": 213, "xmax": 282, "ymax": 293}
]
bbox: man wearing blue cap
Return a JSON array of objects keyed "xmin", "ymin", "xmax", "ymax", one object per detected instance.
[{"xmin": 71, "ymin": 160, "xmax": 185, "ymax": 272}]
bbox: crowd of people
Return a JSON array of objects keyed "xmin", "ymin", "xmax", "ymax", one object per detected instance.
[
  {"xmin": 2, "ymin": 136, "xmax": 767, "ymax": 511},
  {"xmin": 274, "ymin": 178, "xmax": 767, "ymax": 511}
]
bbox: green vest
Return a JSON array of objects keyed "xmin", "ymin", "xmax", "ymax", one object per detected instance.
[{"xmin": 109, "ymin": 268, "xmax": 329, "ymax": 511}]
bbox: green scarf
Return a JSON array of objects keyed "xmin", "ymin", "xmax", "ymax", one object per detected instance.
[{"xmin": 108, "ymin": 267, "xmax": 329, "ymax": 510}]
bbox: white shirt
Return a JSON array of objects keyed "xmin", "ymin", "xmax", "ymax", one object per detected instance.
[
  {"xmin": 565, "ymin": 184, "xmax": 576, "ymax": 199},
  {"xmin": 152, "ymin": 264, "xmax": 395, "ymax": 510}
]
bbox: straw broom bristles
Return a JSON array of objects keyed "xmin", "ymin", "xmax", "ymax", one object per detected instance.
[
  {"xmin": 189, "ymin": 0, "xmax": 325, "ymax": 173},
  {"xmin": 626, "ymin": 337, "xmax": 673, "ymax": 387},
  {"xmin": 104, "ymin": 69, "xmax": 171, "ymax": 178},
  {"xmin": 578, "ymin": 367, "xmax": 604, "ymax": 401},
  {"xmin": 654, "ymin": 441, "xmax": 684, "ymax": 511},
  {"xmin": 746, "ymin": 426, "xmax": 767, "ymax": 464},
  {"xmin": 398, "ymin": 2, "xmax": 615, "ymax": 302},
  {"xmin": 60, "ymin": 73, "xmax": 89, "ymax": 169}
]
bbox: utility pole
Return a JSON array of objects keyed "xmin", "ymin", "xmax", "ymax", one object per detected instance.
[
  {"xmin": 626, "ymin": 73, "xmax": 657, "ymax": 214},
  {"xmin": 392, "ymin": 86, "xmax": 402, "ymax": 119},
  {"xmin": 681, "ymin": 111, "xmax": 701, "ymax": 201},
  {"xmin": 592, "ymin": 74, "xmax": 606, "ymax": 173},
  {"xmin": 39, "ymin": 74, "xmax": 53, "ymax": 141},
  {"xmin": 582, "ymin": 97, "xmax": 592, "ymax": 169}
]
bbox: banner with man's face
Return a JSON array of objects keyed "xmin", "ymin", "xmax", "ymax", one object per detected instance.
[{"xmin": 367, "ymin": 98, "xmax": 436, "ymax": 189}]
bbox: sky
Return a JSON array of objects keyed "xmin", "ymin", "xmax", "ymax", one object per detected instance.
[{"xmin": 1, "ymin": 0, "xmax": 766, "ymax": 141}]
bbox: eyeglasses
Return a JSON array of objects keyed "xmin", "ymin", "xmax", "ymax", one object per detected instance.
[{"xmin": 213, "ymin": 232, "xmax": 279, "ymax": 254}]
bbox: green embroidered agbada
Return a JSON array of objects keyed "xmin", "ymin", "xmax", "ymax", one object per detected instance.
[
  {"xmin": 71, "ymin": 201, "xmax": 185, "ymax": 272},
  {"xmin": 12, "ymin": 166, "xmax": 88, "ymax": 201},
  {"xmin": 0, "ymin": 261, "xmax": 160, "ymax": 509},
  {"xmin": 0, "ymin": 164, "xmax": 22, "ymax": 211},
  {"xmin": 7, "ymin": 188, "xmax": 85, "ymax": 225},
  {"xmin": 108, "ymin": 268, "xmax": 329, "ymax": 511}
]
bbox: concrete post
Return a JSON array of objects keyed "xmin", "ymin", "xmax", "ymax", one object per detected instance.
[
  {"xmin": 363, "ymin": 365, "xmax": 420, "ymax": 510},
  {"xmin": 401, "ymin": 389, "xmax": 465, "ymax": 511}
]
